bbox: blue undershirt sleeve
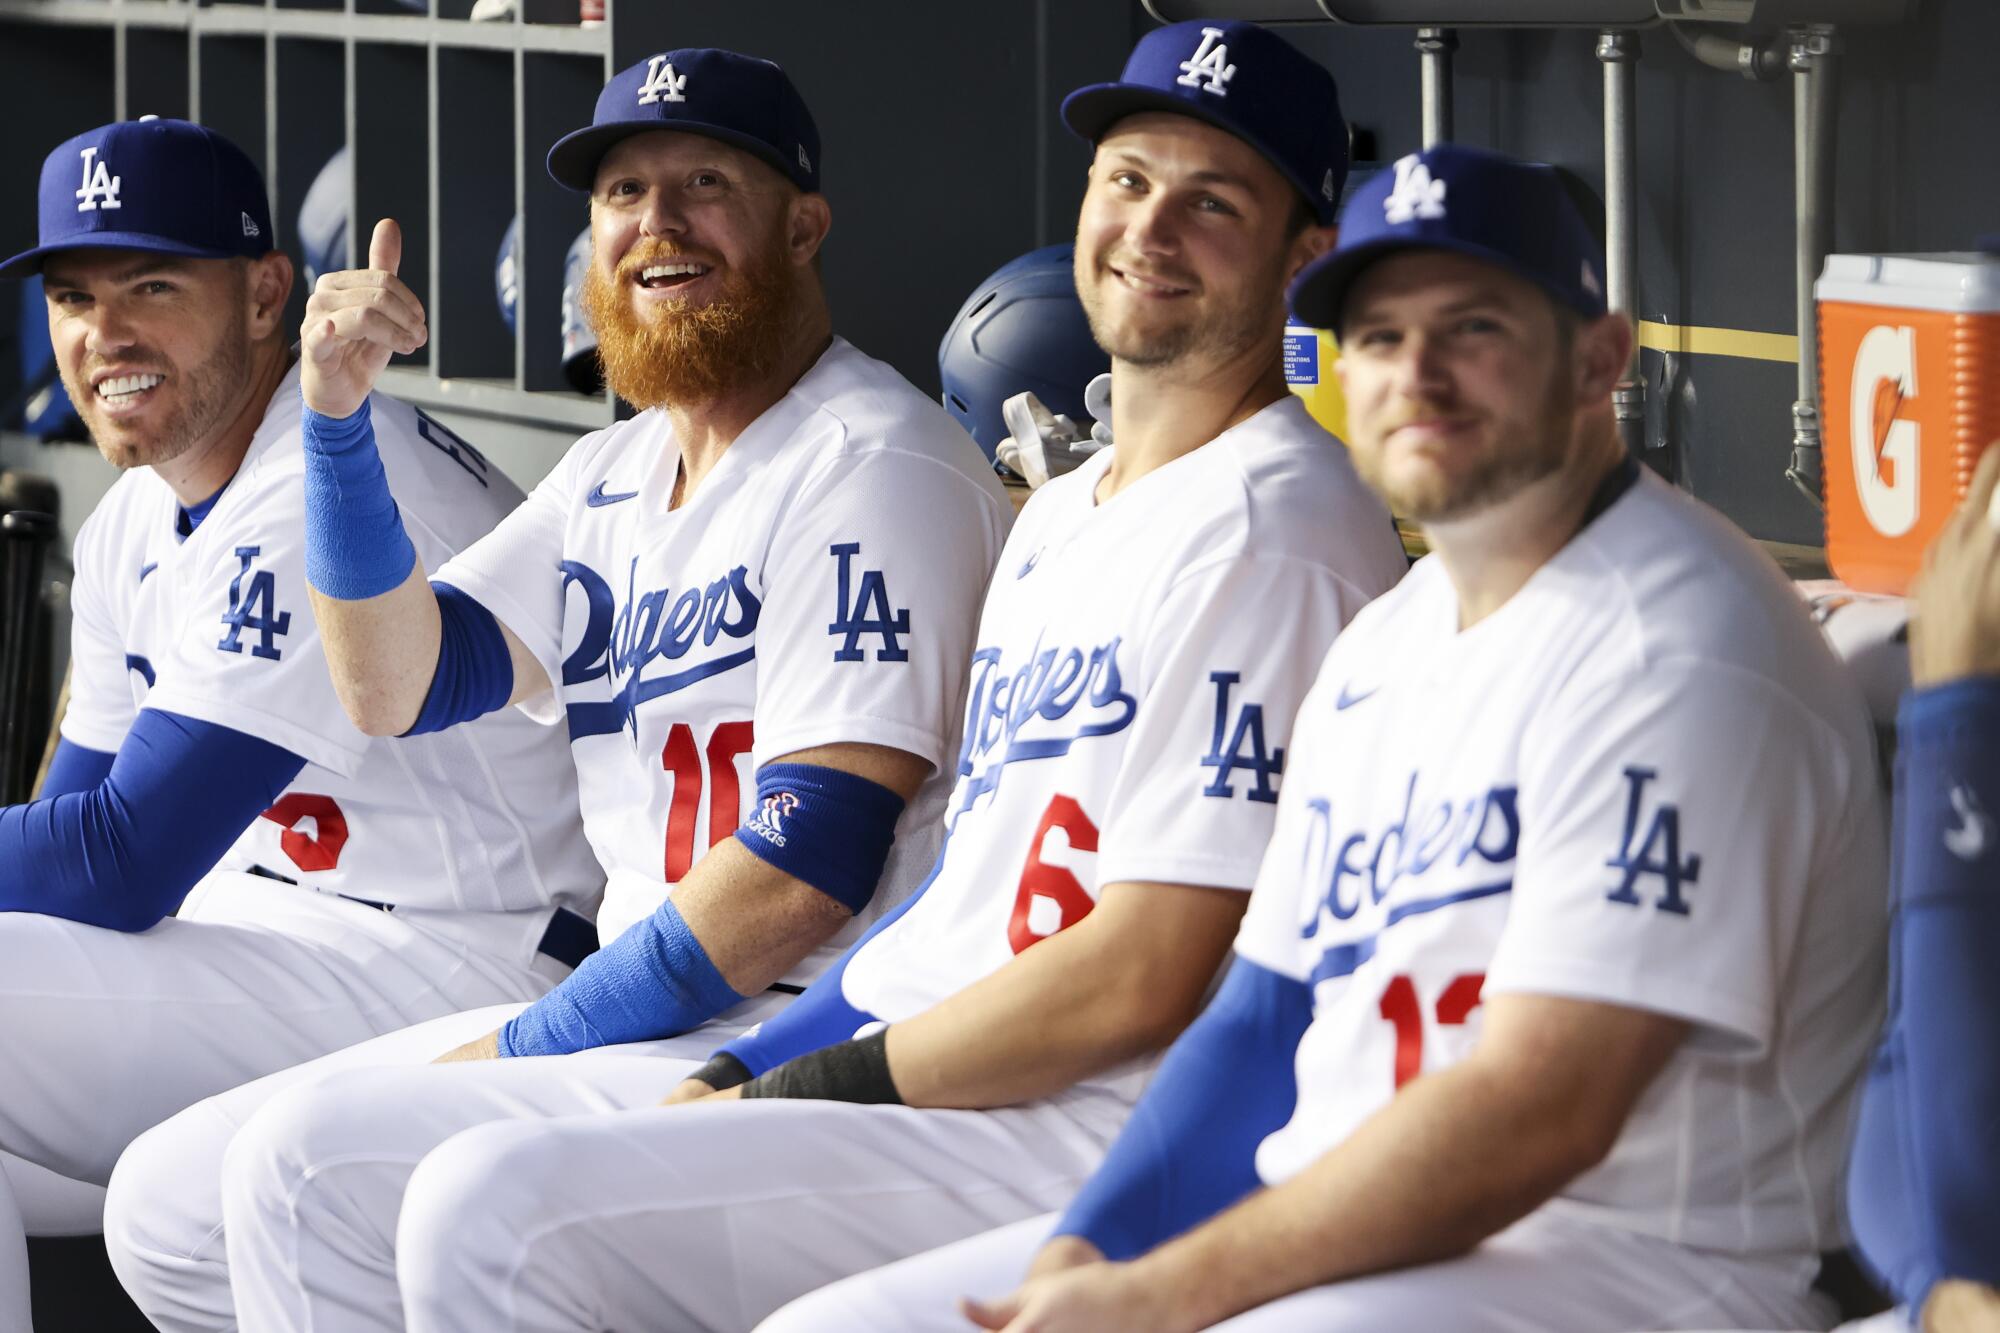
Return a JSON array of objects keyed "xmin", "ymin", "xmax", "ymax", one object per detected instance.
[
  {"xmin": 1053, "ymin": 956, "xmax": 1313, "ymax": 1262},
  {"xmin": 39, "ymin": 738, "xmax": 115, "ymax": 798},
  {"xmin": 0, "ymin": 709, "xmax": 306, "ymax": 931},
  {"xmin": 1853, "ymin": 680, "xmax": 2000, "ymax": 1306}
]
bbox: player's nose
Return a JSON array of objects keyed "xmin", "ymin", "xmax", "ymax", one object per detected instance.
[
  {"xmin": 637, "ymin": 185, "xmax": 691, "ymax": 242},
  {"xmin": 80, "ymin": 301, "xmax": 141, "ymax": 359}
]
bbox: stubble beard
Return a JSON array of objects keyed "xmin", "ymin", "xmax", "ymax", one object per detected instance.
[
  {"xmin": 1358, "ymin": 361, "xmax": 1579, "ymax": 524},
  {"xmin": 583, "ymin": 229, "xmax": 802, "ymax": 411},
  {"xmin": 1078, "ymin": 246, "xmax": 1286, "ymax": 372},
  {"xmin": 70, "ymin": 309, "xmax": 252, "ymax": 474}
]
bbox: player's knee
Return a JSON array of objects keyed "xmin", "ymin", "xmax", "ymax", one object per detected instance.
[
  {"xmin": 218, "ymin": 1069, "xmax": 393, "ymax": 1228},
  {"xmin": 104, "ymin": 1114, "xmax": 215, "ymax": 1299},
  {"xmin": 397, "ymin": 1122, "xmax": 554, "ymax": 1307}
]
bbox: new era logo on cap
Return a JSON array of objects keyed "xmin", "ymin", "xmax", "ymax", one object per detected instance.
[
  {"xmin": 1288, "ymin": 143, "xmax": 1609, "ymax": 331},
  {"xmin": 0, "ymin": 117, "xmax": 276, "ymax": 281}
]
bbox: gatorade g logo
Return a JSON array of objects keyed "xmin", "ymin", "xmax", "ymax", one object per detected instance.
[{"xmin": 1850, "ymin": 324, "xmax": 1920, "ymax": 539}]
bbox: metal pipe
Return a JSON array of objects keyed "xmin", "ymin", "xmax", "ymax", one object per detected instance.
[
  {"xmin": 1416, "ymin": 27, "xmax": 1456, "ymax": 148},
  {"xmin": 1787, "ymin": 24, "xmax": 1839, "ymax": 508},
  {"xmin": 1667, "ymin": 19, "xmax": 1783, "ymax": 81},
  {"xmin": 1598, "ymin": 29, "xmax": 1645, "ymax": 457}
]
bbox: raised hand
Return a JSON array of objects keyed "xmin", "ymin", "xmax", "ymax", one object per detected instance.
[
  {"xmin": 1912, "ymin": 443, "xmax": 2000, "ymax": 686},
  {"xmin": 301, "ymin": 217, "xmax": 427, "ymax": 419}
]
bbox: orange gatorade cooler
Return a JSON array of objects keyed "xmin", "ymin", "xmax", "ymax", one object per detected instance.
[{"xmin": 1817, "ymin": 252, "xmax": 2000, "ymax": 594}]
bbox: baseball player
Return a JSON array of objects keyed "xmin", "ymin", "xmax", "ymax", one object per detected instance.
[
  {"xmin": 0, "ymin": 115, "xmax": 602, "ymax": 1310},
  {"xmin": 203, "ymin": 21, "xmax": 1408, "ymax": 1332},
  {"xmin": 766, "ymin": 144, "xmax": 1892, "ymax": 1333},
  {"xmin": 104, "ymin": 48, "xmax": 1013, "ymax": 1329},
  {"xmin": 1843, "ymin": 452, "xmax": 2000, "ymax": 1333}
]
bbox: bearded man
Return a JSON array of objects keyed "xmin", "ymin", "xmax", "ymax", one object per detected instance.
[{"xmin": 102, "ymin": 50, "xmax": 1012, "ymax": 1331}]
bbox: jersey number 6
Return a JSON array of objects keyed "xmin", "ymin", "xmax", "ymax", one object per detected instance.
[
  {"xmin": 1007, "ymin": 795, "xmax": 1100, "ymax": 955},
  {"xmin": 661, "ymin": 721, "xmax": 756, "ymax": 881}
]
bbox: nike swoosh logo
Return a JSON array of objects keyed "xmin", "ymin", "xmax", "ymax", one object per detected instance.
[
  {"xmin": 1016, "ymin": 550, "xmax": 1041, "ymax": 579},
  {"xmin": 586, "ymin": 482, "xmax": 639, "ymax": 508},
  {"xmin": 139, "ymin": 562, "xmax": 158, "ymax": 583},
  {"xmin": 1334, "ymin": 682, "xmax": 1377, "ymax": 710}
]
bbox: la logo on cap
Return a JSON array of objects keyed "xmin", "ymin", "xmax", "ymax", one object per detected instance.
[
  {"xmin": 1176, "ymin": 27, "xmax": 1236, "ymax": 96},
  {"xmin": 638, "ymin": 54, "xmax": 688, "ymax": 105},
  {"xmin": 76, "ymin": 145, "xmax": 122, "ymax": 213},
  {"xmin": 1383, "ymin": 155, "xmax": 1447, "ymax": 225}
]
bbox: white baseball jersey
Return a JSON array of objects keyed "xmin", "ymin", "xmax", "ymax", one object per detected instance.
[
  {"xmin": 433, "ymin": 337, "xmax": 1012, "ymax": 982},
  {"xmin": 62, "ymin": 365, "xmax": 600, "ymax": 930},
  {"xmin": 1236, "ymin": 464, "xmax": 1888, "ymax": 1255},
  {"xmin": 830, "ymin": 396, "xmax": 1408, "ymax": 1120}
]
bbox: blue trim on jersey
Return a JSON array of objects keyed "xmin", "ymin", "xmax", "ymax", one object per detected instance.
[
  {"xmin": 497, "ymin": 896, "xmax": 745, "ymax": 1057},
  {"xmin": 301, "ymin": 397, "xmax": 419, "ymax": 601},
  {"xmin": 1307, "ymin": 878, "xmax": 1513, "ymax": 986},
  {"xmin": 1851, "ymin": 680, "xmax": 2000, "ymax": 1308},
  {"xmin": 733, "ymin": 762, "xmax": 906, "ymax": 915},
  {"xmin": 1055, "ymin": 957, "xmax": 1313, "ymax": 1262},
  {"xmin": 39, "ymin": 738, "xmax": 114, "ymax": 798},
  {"xmin": 714, "ymin": 830, "xmax": 955, "ymax": 1077},
  {"xmin": 175, "ymin": 484, "xmax": 225, "ymax": 539},
  {"xmin": 0, "ymin": 709, "xmax": 305, "ymax": 931},
  {"xmin": 402, "ymin": 581, "xmax": 513, "ymax": 736}
]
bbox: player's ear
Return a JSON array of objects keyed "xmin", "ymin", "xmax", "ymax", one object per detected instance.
[
  {"xmin": 785, "ymin": 191, "xmax": 832, "ymax": 269},
  {"xmin": 1285, "ymin": 222, "xmax": 1338, "ymax": 285},
  {"xmin": 1573, "ymin": 310, "xmax": 1633, "ymax": 403},
  {"xmin": 246, "ymin": 251, "xmax": 294, "ymax": 339}
]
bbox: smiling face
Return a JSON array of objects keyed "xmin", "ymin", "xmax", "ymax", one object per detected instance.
[
  {"xmin": 1333, "ymin": 249, "xmax": 1587, "ymax": 524},
  {"xmin": 1073, "ymin": 111, "xmax": 1317, "ymax": 374},
  {"xmin": 41, "ymin": 251, "xmax": 269, "ymax": 473},
  {"xmin": 582, "ymin": 129, "xmax": 828, "ymax": 409}
]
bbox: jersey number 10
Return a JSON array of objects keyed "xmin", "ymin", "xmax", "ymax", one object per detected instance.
[{"xmin": 660, "ymin": 721, "xmax": 756, "ymax": 881}]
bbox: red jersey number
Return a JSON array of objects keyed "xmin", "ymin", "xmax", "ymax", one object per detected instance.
[
  {"xmin": 661, "ymin": 721, "xmax": 756, "ymax": 882},
  {"xmin": 1007, "ymin": 795, "xmax": 1100, "ymax": 954}
]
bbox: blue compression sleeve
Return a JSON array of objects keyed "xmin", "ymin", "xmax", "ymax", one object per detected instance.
[
  {"xmin": 39, "ymin": 738, "xmax": 114, "ymax": 798},
  {"xmin": 498, "ymin": 897, "xmax": 745, "ymax": 1057},
  {"xmin": 402, "ymin": 582, "xmax": 513, "ymax": 736},
  {"xmin": 733, "ymin": 763, "xmax": 906, "ymax": 914},
  {"xmin": 0, "ymin": 709, "xmax": 305, "ymax": 931},
  {"xmin": 300, "ymin": 398, "xmax": 418, "ymax": 600},
  {"xmin": 1054, "ymin": 957, "xmax": 1313, "ymax": 1262},
  {"xmin": 1852, "ymin": 680, "xmax": 2000, "ymax": 1306}
]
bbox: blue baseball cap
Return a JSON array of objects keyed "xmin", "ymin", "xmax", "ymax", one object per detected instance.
[
  {"xmin": 1062, "ymin": 19, "xmax": 1348, "ymax": 226},
  {"xmin": 0, "ymin": 118, "xmax": 275, "ymax": 281},
  {"xmin": 547, "ymin": 48, "xmax": 820, "ymax": 194},
  {"xmin": 1289, "ymin": 144, "xmax": 1608, "ymax": 331}
]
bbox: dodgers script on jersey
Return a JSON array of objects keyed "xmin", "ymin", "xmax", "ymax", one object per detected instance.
[
  {"xmin": 61, "ymin": 366, "xmax": 599, "ymax": 932},
  {"xmin": 1235, "ymin": 467, "xmax": 1888, "ymax": 1254},
  {"xmin": 831, "ymin": 397, "xmax": 1408, "ymax": 1122},
  {"xmin": 433, "ymin": 338, "xmax": 1011, "ymax": 981}
]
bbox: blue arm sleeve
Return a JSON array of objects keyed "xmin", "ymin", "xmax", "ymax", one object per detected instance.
[
  {"xmin": 1053, "ymin": 956, "xmax": 1313, "ymax": 1262},
  {"xmin": 0, "ymin": 709, "xmax": 306, "ymax": 931},
  {"xmin": 39, "ymin": 738, "xmax": 114, "ymax": 798},
  {"xmin": 401, "ymin": 582, "xmax": 513, "ymax": 736},
  {"xmin": 301, "ymin": 398, "xmax": 418, "ymax": 601},
  {"xmin": 498, "ymin": 897, "xmax": 745, "ymax": 1057},
  {"xmin": 1853, "ymin": 680, "xmax": 2000, "ymax": 1306}
]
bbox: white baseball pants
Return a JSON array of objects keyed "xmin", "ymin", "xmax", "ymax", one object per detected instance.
[
  {"xmin": 110, "ymin": 988, "xmax": 793, "ymax": 1331},
  {"xmin": 760, "ymin": 1207, "xmax": 1840, "ymax": 1333},
  {"xmin": 0, "ymin": 871, "xmax": 561, "ymax": 1327},
  {"xmin": 220, "ymin": 1071, "xmax": 1120, "ymax": 1332}
]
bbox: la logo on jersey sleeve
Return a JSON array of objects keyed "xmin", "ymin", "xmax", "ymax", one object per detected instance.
[
  {"xmin": 216, "ymin": 546, "xmax": 292, "ymax": 661},
  {"xmin": 1603, "ymin": 766, "xmax": 1702, "ymax": 917},
  {"xmin": 827, "ymin": 542, "xmax": 911, "ymax": 663}
]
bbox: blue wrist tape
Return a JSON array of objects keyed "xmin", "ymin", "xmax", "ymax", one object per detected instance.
[
  {"xmin": 301, "ymin": 397, "xmax": 418, "ymax": 600},
  {"xmin": 733, "ymin": 762, "xmax": 906, "ymax": 915},
  {"xmin": 498, "ymin": 897, "xmax": 744, "ymax": 1057},
  {"xmin": 402, "ymin": 581, "xmax": 514, "ymax": 736}
]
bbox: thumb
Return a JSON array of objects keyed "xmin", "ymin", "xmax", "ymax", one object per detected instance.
[
  {"xmin": 959, "ymin": 1294, "xmax": 1022, "ymax": 1330},
  {"xmin": 368, "ymin": 217, "xmax": 402, "ymax": 277},
  {"xmin": 1966, "ymin": 440, "xmax": 2000, "ymax": 531}
]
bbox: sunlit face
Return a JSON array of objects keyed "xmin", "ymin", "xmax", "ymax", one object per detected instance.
[
  {"xmin": 1073, "ymin": 112, "xmax": 1313, "ymax": 371},
  {"xmin": 1334, "ymin": 250, "xmax": 1580, "ymax": 523},
  {"xmin": 582, "ymin": 130, "xmax": 819, "ymax": 408},
  {"xmin": 42, "ymin": 252, "xmax": 259, "ymax": 473}
]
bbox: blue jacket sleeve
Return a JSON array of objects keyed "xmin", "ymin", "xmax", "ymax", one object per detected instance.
[
  {"xmin": 1853, "ymin": 680, "xmax": 2000, "ymax": 1307},
  {"xmin": 38, "ymin": 738, "xmax": 115, "ymax": 798},
  {"xmin": 1053, "ymin": 956, "xmax": 1313, "ymax": 1262},
  {"xmin": 0, "ymin": 709, "xmax": 306, "ymax": 931}
]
